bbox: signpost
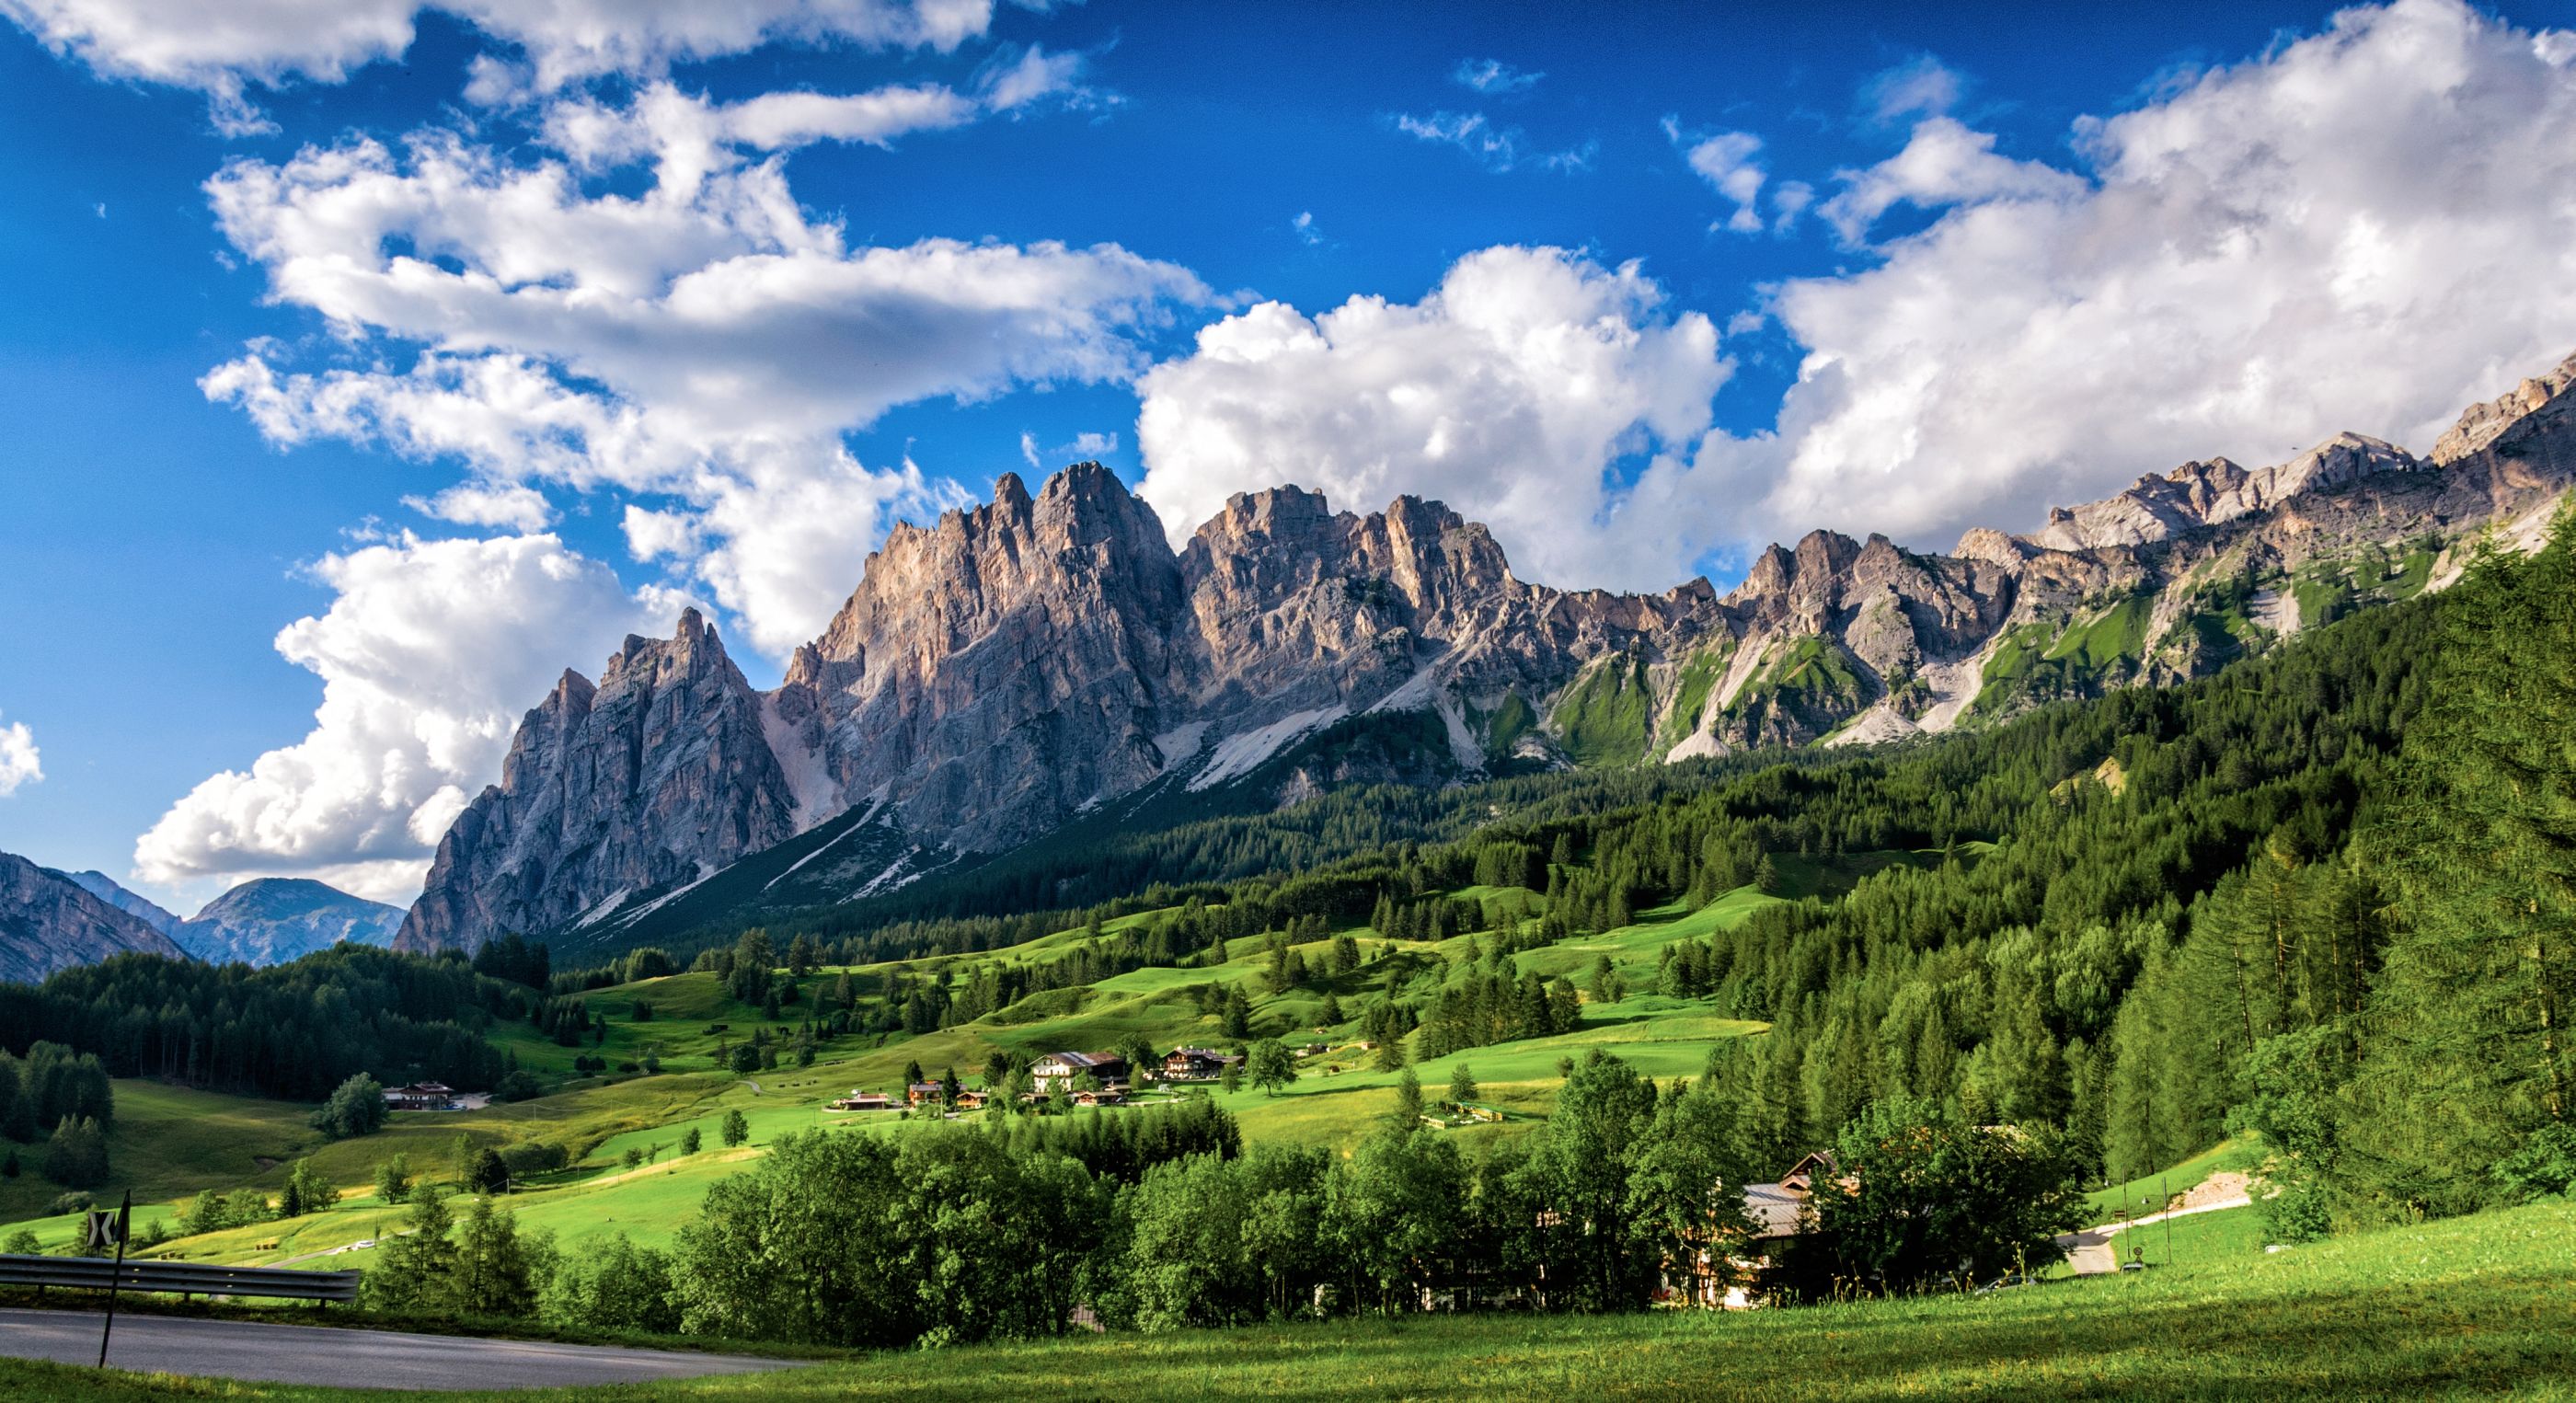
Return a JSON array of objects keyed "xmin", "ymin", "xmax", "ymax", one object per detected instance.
[{"xmin": 85, "ymin": 1190, "xmax": 132, "ymax": 1369}]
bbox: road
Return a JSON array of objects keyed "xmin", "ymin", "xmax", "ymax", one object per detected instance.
[
  {"xmin": 2058, "ymin": 1194, "xmax": 2256, "ymax": 1275},
  {"xmin": 0, "ymin": 1307, "xmax": 803, "ymax": 1391}
]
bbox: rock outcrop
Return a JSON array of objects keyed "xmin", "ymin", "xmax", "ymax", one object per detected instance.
[
  {"xmin": 400, "ymin": 353, "xmax": 2576, "ymax": 953},
  {"xmin": 395, "ymin": 609, "xmax": 798, "ymax": 951},
  {"xmin": 2, "ymin": 852, "xmax": 188, "ymax": 983},
  {"xmin": 176, "ymin": 878, "xmax": 404, "ymax": 965}
]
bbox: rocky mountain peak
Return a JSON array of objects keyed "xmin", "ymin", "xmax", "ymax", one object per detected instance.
[
  {"xmin": 2432, "ymin": 350, "xmax": 2576, "ymax": 464},
  {"xmin": 1727, "ymin": 529, "xmax": 1862, "ymax": 621},
  {"xmin": 395, "ymin": 603, "xmax": 797, "ymax": 954},
  {"xmin": 179, "ymin": 877, "xmax": 404, "ymax": 965},
  {"xmin": 396, "ymin": 348, "xmax": 2576, "ymax": 955}
]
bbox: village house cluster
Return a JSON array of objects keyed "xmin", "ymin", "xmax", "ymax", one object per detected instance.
[{"xmin": 828, "ymin": 1044, "xmax": 1247, "ymax": 1113}]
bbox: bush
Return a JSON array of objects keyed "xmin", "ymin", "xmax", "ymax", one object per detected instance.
[
  {"xmin": 310, "ymin": 1074, "xmax": 388, "ymax": 1140},
  {"xmin": 2494, "ymin": 1125, "xmax": 2576, "ymax": 1202},
  {"xmin": 46, "ymin": 1190, "xmax": 93, "ymax": 1217},
  {"xmin": 500, "ymin": 1142, "xmax": 569, "ymax": 1179},
  {"xmin": 542, "ymin": 1231, "xmax": 679, "ymax": 1333}
]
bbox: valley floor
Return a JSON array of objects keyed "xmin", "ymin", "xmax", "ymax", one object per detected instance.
[{"xmin": 1, "ymin": 1197, "xmax": 2569, "ymax": 1401}]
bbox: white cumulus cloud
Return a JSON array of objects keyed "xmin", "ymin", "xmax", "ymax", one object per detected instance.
[
  {"xmin": 1135, "ymin": 245, "xmax": 1727, "ymax": 589},
  {"xmin": 1696, "ymin": 0, "xmax": 2576, "ymax": 552},
  {"xmin": 1, "ymin": 0, "xmax": 1008, "ymax": 131},
  {"xmin": 0, "ymin": 714, "xmax": 41, "ymax": 797},
  {"xmin": 201, "ymin": 90, "xmax": 1204, "ymax": 654},
  {"xmin": 132, "ymin": 532, "xmax": 689, "ymax": 903},
  {"xmin": 1670, "ymin": 123, "xmax": 1770, "ymax": 234}
]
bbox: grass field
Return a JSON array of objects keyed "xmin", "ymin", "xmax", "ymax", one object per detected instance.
[
  {"xmin": 2087, "ymin": 1135, "xmax": 2253, "ymax": 1219},
  {"xmin": 0, "ymin": 1083, "xmax": 323, "ymax": 1236},
  {"xmin": 2, "ymin": 1190, "xmax": 2568, "ymax": 1400},
  {"xmin": 0, "ymin": 868, "xmax": 1923, "ymax": 1269}
]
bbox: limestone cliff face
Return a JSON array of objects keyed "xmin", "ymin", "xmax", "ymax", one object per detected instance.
[
  {"xmin": 402, "ymin": 353, "xmax": 2576, "ymax": 950},
  {"xmin": 1, "ymin": 852, "xmax": 188, "ymax": 983},
  {"xmin": 784, "ymin": 463, "xmax": 1190, "ymax": 856},
  {"xmin": 394, "ymin": 609, "xmax": 796, "ymax": 952}
]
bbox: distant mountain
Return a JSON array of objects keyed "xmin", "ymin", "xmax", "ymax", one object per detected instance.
[
  {"xmin": 1, "ymin": 851, "xmax": 189, "ymax": 984},
  {"xmin": 64, "ymin": 869, "xmax": 182, "ymax": 937},
  {"xmin": 177, "ymin": 878, "xmax": 404, "ymax": 966},
  {"xmin": 398, "ymin": 350, "xmax": 2576, "ymax": 956}
]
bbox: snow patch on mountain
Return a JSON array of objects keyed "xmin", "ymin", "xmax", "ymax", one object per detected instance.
[{"xmin": 1190, "ymin": 706, "xmax": 1347, "ymax": 791}]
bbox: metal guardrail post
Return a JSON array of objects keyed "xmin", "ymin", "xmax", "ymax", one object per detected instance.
[{"xmin": 89, "ymin": 1192, "xmax": 133, "ymax": 1369}]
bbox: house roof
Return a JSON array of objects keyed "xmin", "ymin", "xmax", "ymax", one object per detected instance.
[
  {"xmin": 1038, "ymin": 1051, "xmax": 1121, "ymax": 1070},
  {"xmin": 1745, "ymin": 1183, "xmax": 1806, "ymax": 1238}
]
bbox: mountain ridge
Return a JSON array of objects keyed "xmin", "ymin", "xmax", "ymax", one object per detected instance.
[
  {"xmin": 2, "ymin": 853, "xmax": 189, "ymax": 983},
  {"xmin": 396, "ymin": 350, "xmax": 2576, "ymax": 955},
  {"xmin": 174, "ymin": 877, "xmax": 405, "ymax": 965}
]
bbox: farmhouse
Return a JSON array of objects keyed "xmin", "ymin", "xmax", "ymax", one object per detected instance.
[
  {"xmin": 954, "ymin": 1088, "xmax": 991, "ymax": 1110},
  {"xmin": 829, "ymin": 1091, "xmax": 896, "ymax": 1111},
  {"xmin": 1071, "ymin": 1087, "xmax": 1128, "ymax": 1107},
  {"xmin": 1162, "ymin": 1047, "xmax": 1238, "ymax": 1080},
  {"xmin": 1721, "ymin": 1151, "xmax": 1849, "ymax": 1308},
  {"xmin": 905, "ymin": 1081, "xmax": 944, "ymax": 1106},
  {"xmin": 382, "ymin": 1081, "xmax": 455, "ymax": 1111},
  {"xmin": 1031, "ymin": 1051, "xmax": 1129, "ymax": 1090}
]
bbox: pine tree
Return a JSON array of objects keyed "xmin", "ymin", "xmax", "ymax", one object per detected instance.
[
  {"xmin": 452, "ymin": 1196, "xmax": 538, "ymax": 1316},
  {"xmin": 364, "ymin": 1190, "xmax": 459, "ymax": 1313},
  {"xmin": 2343, "ymin": 530, "xmax": 2576, "ymax": 1215},
  {"xmin": 1391, "ymin": 1067, "xmax": 1423, "ymax": 1126}
]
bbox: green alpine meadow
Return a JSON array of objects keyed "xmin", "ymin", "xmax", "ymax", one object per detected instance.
[{"xmin": 11, "ymin": 2, "xmax": 2576, "ymax": 1397}]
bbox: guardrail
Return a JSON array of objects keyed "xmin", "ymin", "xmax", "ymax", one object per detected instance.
[{"xmin": 0, "ymin": 1253, "xmax": 361, "ymax": 1305}]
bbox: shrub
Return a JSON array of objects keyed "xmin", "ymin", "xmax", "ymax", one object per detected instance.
[
  {"xmin": 310, "ymin": 1074, "xmax": 388, "ymax": 1140},
  {"xmin": 542, "ymin": 1231, "xmax": 679, "ymax": 1333}
]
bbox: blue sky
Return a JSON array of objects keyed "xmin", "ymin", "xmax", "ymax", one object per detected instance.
[{"xmin": 5, "ymin": 0, "xmax": 2576, "ymax": 910}]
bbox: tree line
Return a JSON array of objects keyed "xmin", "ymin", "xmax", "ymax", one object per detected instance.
[{"xmin": 355, "ymin": 1054, "xmax": 2081, "ymax": 1346}]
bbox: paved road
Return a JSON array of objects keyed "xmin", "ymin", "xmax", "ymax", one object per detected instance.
[{"xmin": 0, "ymin": 1308, "xmax": 802, "ymax": 1391}]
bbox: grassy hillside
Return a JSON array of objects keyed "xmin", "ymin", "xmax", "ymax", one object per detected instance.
[
  {"xmin": 7, "ymin": 1188, "xmax": 2570, "ymax": 1400},
  {"xmin": 0, "ymin": 1082, "xmax": 316, "ymax": 1226},
  {"xmin": 0, "ymin": 868, "xmax": 1806, "ymax": 1265}
]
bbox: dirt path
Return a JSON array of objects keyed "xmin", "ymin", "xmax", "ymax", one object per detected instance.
[{"xmin": 2058, "ymin": 1172, "xmax": 2257, "ymax": 1276}]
